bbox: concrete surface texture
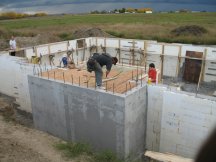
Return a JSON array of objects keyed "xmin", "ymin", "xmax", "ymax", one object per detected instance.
[
  {"xmin": 146, "ymin": 85, "xmax": 216, "ymax": 158},
  {"xmin": 160, "ymin": 91, "xmax": 216, "ymax": 158},
  {"xmin": 146, "ymin": 85, "xmax": 167, "ymax": 151},
  {"xmin": 28, "ymin": 75, "xmax": 148, "ymax": 158},
  {"xmin": 0, "ymin": 54, "xmax": 34, "ymax": 112}
]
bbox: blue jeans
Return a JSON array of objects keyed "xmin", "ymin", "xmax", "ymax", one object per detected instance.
[{"xmin": 94, "ymin": 62, "xmax": 103, "ymax": 86}]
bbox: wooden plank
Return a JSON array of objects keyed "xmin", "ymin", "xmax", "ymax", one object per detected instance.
[
  {"xmin": 176, "ymin": 45, "xmax": 182, "ymax": 77},
  {"xmin": 197, "ymin": 48, "xmax": 207, "ymax": 92},
  {"xmin": 144, "ymin": 151, "xmax": 193, "ymax": 162},
  {"xmin": 160, "ymin": 45, "xmax": 165, "ymax": 79},
  {"xmin": 183, "ymin": 51, "xmax": 203, "ymax": 83}
]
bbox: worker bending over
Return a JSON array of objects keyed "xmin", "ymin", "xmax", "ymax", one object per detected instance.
[
  {"xmin": 87, "ymin": 53, "xmax": 118, "ymax": 88},
  {"xmin": 148, "ymin": 63, "xmax": 157, "ymax": 83}
]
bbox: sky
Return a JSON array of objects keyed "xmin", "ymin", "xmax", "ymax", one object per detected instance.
[{"xmin": 0, "ymin": 0, "xmax": 216, "ymax": 14}]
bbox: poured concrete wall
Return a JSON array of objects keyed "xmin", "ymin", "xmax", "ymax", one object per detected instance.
[
  {"xmin": 0, "ymin": 55, "xmax": 34, "ymax": 112},
  {"xmin": 28, "ymin": 75, "xmax": 147, "ymax": 158},
  {"xmin": 160, "ymin": 91, "xmax": 216, "ymax": 158},
  {"xmin": 146, "ymin": 85, "xmax": 216, "ymax": 158},
  {"xmin": 125, "ymin": 86, "xmax": 147, "ymax": 156},
  {"xmin": 146, "ymin": 85, "xmax": 166, "ymax": 151}
]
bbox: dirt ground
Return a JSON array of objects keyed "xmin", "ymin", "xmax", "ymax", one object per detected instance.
[{"xmin": 0, "ymin": 95, "xmax": 74, "ymax": 162}]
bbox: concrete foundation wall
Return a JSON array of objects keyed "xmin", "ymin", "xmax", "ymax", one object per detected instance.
[
  {"xmin": 28, "ymin": 75, "xmax": 147, "ymax": 158},
  {"xmin": 0, "ymin": 55, "xmax": 34, "ymax": 112},
  {"xmin": 146, "ymin": 85, "xmax": 166, "ymax": 151},
  {"xmin": 17, "ymin": 37, "xmax": 216, "ymax": 83},
  {"xmin": 125, "ymin": 86, "xmax": 147, "ymax": 156},
  {"xmin": 146, "ymin": 85, "xmax": 216, "ymax": 158},
  {"xmin": 160, "ymin": 91, "xmax": 216, "ymax": 158}
]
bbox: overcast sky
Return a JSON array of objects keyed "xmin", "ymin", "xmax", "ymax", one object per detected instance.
[{"xmin": 0, "ymin": 0, "xmax": 216, "ymax": 14}]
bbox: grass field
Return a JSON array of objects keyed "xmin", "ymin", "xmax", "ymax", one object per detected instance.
[{"xmin": 0, "ymin": 12, "xmax": 216, "ymax": 45}]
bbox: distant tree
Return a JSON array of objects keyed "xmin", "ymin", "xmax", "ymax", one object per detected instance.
[
  {"xmin": 126, "ymin": 8, "xmax": 135, "ymax": 13},
  {"xmin": 100, "ymin": 10, "xmax": 107, "ymax": 14},
  {"xmin": 34, "ymin": 12, "xmax": 47, "ymax": 17},
  {"xmin": 137, "ymin": 8, "xmax": 153, "ymax": 13},
  {"xmin": 119, "ymin": 8, "xmax": 126, "ymax": 13},
  {"xmin": 179, "ymin": 9, "xmax": 191, "ymax": 13},
  {"xmin": 90, "ymin": 10, "xmax": 100, "ymax": 14}
]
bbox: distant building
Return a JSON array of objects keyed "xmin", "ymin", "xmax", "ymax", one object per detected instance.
[{"xmin": 145, "ymin": 11, "xmax": 152, "ymax": 13}]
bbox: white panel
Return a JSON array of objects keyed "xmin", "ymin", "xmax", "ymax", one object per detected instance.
[
  {"xmin": 146, "ymin": 43, "xmax": 162, "ymax": 55},
  {"xmin": 25, "ymin": 48, "xmax": 35, "ymax": 59},
  {"xmin": 50, "ymin": 42, "xmax": 67, "ymax": 53},
  {"xmin": 206, "ymin": 47, "xmax": 216, "ymax": 60},
  {"xmin": 204, "ymin": 74, "xmax": 216, "ymax": 82},
  {"xmin": 164, "ymin": 45, "xmax": 179, "ymax": 56},
  {"xmin": 68, "ymin": 40, "xmax": 77, "ymax": 49},
  {"xmin": 163, "ymin": 57, "xmax": 178, "ymax": 77},
  {"xmin": 85, "ymin": 38, "xmax": 91, "ymax": 48},
  {"xmin": 36, "ymin": 45, "xmax": 49, "ymax": 56},
  {"xmin": 106, "ymin": 39, "xmax": 119, "ymax": 48},
  {"xmin": 135, "ymin": 40, "xmax": 144, "ymax": 49},
  {"xmin": 97, "ymin": 38, "xmax": 105, "ymax": 47},
  {"xmin": 146, "ymin": 55, "xmax": 161, "ymax": 69},
  {"xmin": 120, "ymin": 39, "xmax": 134, "ymax": 49},
  {"xmin": 181, "ymin": 45, "xmax": 205, "ymax": 57},
  {"xmin": 91, "ymin": 37, "xmax": 97, "ymax": 46}
]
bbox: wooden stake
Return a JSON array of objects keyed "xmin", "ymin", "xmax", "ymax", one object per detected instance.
[
  {"xmin": 144, "ymin": 41, "xmax": 147, "ymax": 73},
  {"xmin": 118, "ymin": 39, "xmax": 121, "ymax": 63},
  {"xmin": 160, "ymin": 44, "xmax": 165, "ymax": 80},
  {"xmin": 176, "ymin": 45, "xmax": 182, "ymax": 78},
  {"xmin": 196, "ymin": 48, "xmax": 207, "ymax": 94}
]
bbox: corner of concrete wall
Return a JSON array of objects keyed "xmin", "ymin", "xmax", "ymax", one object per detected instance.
[
  {"xmin": 28, "ymin": 75, "xmax": 126, "ymax": 156},
  {"xmin": 124, "ymin": 85, "xmax": 147, "ymax": 158},
  {"xmin": 146, "ymin": 85, "xmax": 167, "ymax": 151}
]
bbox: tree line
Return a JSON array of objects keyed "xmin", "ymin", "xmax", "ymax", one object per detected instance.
[
  {"xmin": 91, "ymin": 7, "xmax": 153, "ymax": 14},
  {"xmin": 0, "ymin": 12, "xmax": 47, "ymax": 20}
]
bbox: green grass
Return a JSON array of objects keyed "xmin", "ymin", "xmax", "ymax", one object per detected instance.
[
  {"xmin": 0, "ymin": 12, "xmax": 216, "ymax": 45},
  {"xmin": 1, "ymin": 13, "xmax": 216, "ymax": 29},
  {"xmin": 55, "ymin": 142, "xmax": 125, "ymax": 162}
]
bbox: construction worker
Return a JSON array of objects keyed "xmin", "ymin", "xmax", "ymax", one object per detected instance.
[
  {"xmin": 9, "ymin": 36, "xmax": 16, "ymax": 56},
  {"xmin": 87, "ymin": 53, "xmax": 118, "ymax": 88},
  {"xmin": 60, "ymin": 54, "xmax": 68, "ymax": 68},
  {"xmin": 148, "ymin": 63, "xmax": 157, "ymax": 83}
]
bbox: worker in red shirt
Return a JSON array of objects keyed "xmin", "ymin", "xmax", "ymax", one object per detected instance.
[{"xmin": 148, "ymin": 63, "xmax": 157, "ymax": 83}]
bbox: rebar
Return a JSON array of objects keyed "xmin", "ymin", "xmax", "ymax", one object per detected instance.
[
  {"xmin": 54, "ymin": 71, "xmax": 56, "ymax": 80},
  {"xmin": 136, "ymin": 59, "xmax": 138, "ymax": 82},
  {"xmin": 141, "ymin": 69, "xmax": 143, "ymax": 87},
  {"xmin": 71, "ymin": 75, "xmax": 73, "ymax": 85},
  {"xmin": 37, "ymin": 68, "xmax": 40, "ymax": 77},
  {"xmin": 125, "ymin": 83, "xmax": 127, "ymax": 94},
  {"xmin": 113, "ymin": 83, "xmax": 115, "ymax": 94},
  {"xmin": 106, "ymin": 81, "xmax": 108, "ymax": 92},
  {"xmin": 79, "ymin": 76, "xmax": 80, "ymax": 86},
  {"xmin": 129, "ymin": 82, "xmax": 131, "ymax": 91},
  {"xmin": 132, "ymin": 71, "xmax": 133, "ymax": 80},
  {"xmin": 47, "ymin": 70, "xmax": 49, "ymax": 80},
  {"xmin": 63, "ymin": 72, "xmax": 65, "ymax": 83}
]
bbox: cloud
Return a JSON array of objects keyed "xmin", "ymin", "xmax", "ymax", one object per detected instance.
[{"xmin": 1, "ymin": 0, "xmax": 215, "ymax": 13}]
